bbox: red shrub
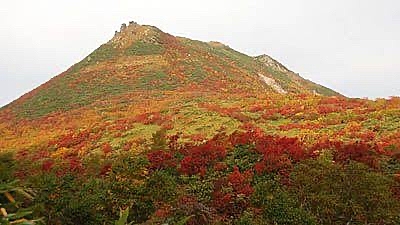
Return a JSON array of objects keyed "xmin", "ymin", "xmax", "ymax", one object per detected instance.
[
  {"xmin": 199, "ymin": 103, "xmax": 250, "ymax": 122},
  {"xmin": 41, "ymin": 159, "xmax": 54, "ymax": 172},
  {"xmin": 229, "ymin": 131, "xmax": 253, "ymax": 146},
  {"xmin": 311, "ymin": 139, "xmax": 381, "ymax": 168},
  {"xmin": 153, "ymin": 206, "xmax": 172, "ymax": 219},
  {"xmin": 187, "ymin": 133, "xmax": 207, "ymax": 142},
  {"xmin": 147, "ymin": 150, "xmax": 176, "ymax": 170},
  {"xmin": 255, "ymin": 136, "xmax": 307, "ymax": 162},
  {"xmin": 212, "ymin": 191, "xmax": 233, "ymax": 214},
  {"xmin": 68, "ymin": 156, "xmax": 83, "ymax": 172},
  {"xmin": 249, "ymin": 105, "xmax": 265, "ymax": 112},
  {"xmin": 102, "ymin": 143, "xmax": 113, "ymax": 155},
  {"xmin": 100, "ymin": 163, "xmax": 112, "ymax": 176},
  {"xmin": 212, "ymin": 167, "xmax": 254, "ymax": 217},
  {"xmin": 255, "ymin": 153, "xmax": 292, "ymax": 176},
  {"xmin": 180, "ymin": 156, "xmax": 200, "ymax": 175},
  {"xmin": 162, "ymin": 122, "xmax": 174, "ymax": 130},
  {"xmin": 179, "ymin": 140, "xmax": 226, "ymax": 176},
  {"xmin": 230, "ymin": 112, "xmax": 250, "ymax": 122},
  {"xmin": 31, "ymin": 150, "xmax": 51, "ymax": 161},
  {"xmin": 228, "ymin": 167, "xmax": 254, "ymax": 196},
  {"xmin": 214, "ymin": 162, "xmax": 228, "ymax": 172},
  {"xmin": 168, "ymin": 134, "xmax": 181, "ymax": 152},
  {"xmin": 317, "ymin": 104, "xmax": 343, "ymax": 114},
  {"xmin": 334, "ymin": 141, "xmax": 380, "ymax": 168},
  {"xmin": 51, "ymin": 130, "xmax": 91, "ymax": 149},
  {"xmin": 122, "ymin": 141, "xmax": 133, "ymax": 151}
]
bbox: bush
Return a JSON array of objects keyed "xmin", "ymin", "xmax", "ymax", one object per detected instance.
[
  {"xmin": 145, "ymin": 170, "xmax": 177, "ymax": 203},
  {"xmin": 234, "ymin": 210, "xmax": 267, "ymax": 225},
  {"xmin": 0, "ymin": 152, "xmax": 15, "ymax": 182},
  {"xmin": 290, "ymin": 159, "xmax": 400, "ymax": 225},
  {"xmin": 187, "ymin": 176, "xmax": 214, "ymax": 203},
  {"xmin": 225, "ymin": 144, "xmax": 260, "ymax": 171},
  {"xmin": 252, "ymin": 179, "xmax": 317, "ymax": 225},
  {"xmin": 31, "ymin": 173, "xmax": 111, "ymax": 225}
]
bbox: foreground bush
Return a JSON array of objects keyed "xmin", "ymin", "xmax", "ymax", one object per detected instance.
[{"xmin": 4, "ymin": 128, "xmax": 400, "ymax": 224}]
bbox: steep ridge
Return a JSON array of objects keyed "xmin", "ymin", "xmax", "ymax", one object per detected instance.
[
  {"xmin": 3, "ymin": 22, "xmax": 339, "ymax": 119},
  {"xmin": 254, "ymin": 54, "xmax": 340, "ymax": 96}
]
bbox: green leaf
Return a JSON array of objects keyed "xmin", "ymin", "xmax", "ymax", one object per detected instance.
[
  {"xmin": 175, "ymin": 215, "xmax": 194, "ymax": 225},
  {"xmin": 7, "ymin": 208, "xmax": 33, "ymax": 220},
  {"xmin": 115, "ymin": 207, "xmax": 130, "ymax": 225}
]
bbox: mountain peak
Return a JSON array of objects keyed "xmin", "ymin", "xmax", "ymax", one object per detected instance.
[
  {"xmin": 3, "ymin": 22, "xmax": 341, "ymax": 119},
  {"xmin": 111, "ymin": 21, "xmax": 164, "ymax": 48}
]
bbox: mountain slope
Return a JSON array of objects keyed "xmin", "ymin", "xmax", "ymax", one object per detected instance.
[
  {"xmin": 4, "ymin": 22, "xmax": 339, "ymax": 119},
  {"xmin": 1, "ymin": 22, "xmax": 400, "ymax": 225},
  {"xmin": 254, "ymin": 54, "xmax": 339, "ymax": 96}
]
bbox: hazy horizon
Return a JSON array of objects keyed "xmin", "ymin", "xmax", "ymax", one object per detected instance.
[{"xmin": 1, "ymin": 0, "xmax": 399, "ymax": 107}]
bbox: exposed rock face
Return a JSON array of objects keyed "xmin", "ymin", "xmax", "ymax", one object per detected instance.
[
  {"xmin": 255, "ymin": 54, "xmax": 341, "ymax": 97},
  {"xmin": 120, "ymin": 23, "xmax": 127, "ymax": 32},
  {"xmin": 255, "ymin": 54, "xmax": 290, "ymax": 73},
  {"xmin": 111, "ymin": 22, "xmax": 162, "ymax": 48},
  {"xmin": 258, "ymin": 73, "xmax": 287, "ymax": 94}
]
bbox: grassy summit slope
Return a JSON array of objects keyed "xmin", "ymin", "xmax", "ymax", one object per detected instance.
[{"xmin": 4, "ymin": 22, "xmax": 339, "ymax": 119}]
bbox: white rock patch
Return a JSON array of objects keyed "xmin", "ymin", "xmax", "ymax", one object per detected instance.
[
  {"xmin": 258, "ymin": 73, "xmax": 287, "ymax": 94},
  {"xmin": 313, "ymin": 90, "xmax": 321, "ymax": 96}
]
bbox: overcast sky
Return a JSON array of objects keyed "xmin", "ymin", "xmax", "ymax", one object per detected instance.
[{"xmin": 1, "ymin": 0, "xmax": 399, "ymax": 106}]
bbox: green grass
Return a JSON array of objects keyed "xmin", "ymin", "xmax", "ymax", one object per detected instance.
[
  {"xmin": 307, "ymin": 82, "xmax": 340, "ymax": 96},
  {"xmin": 107, "ymin": 123, "xmax": 161, "ymax": 149},
  {"xmin": 211, "ymin": 47, "xmax": 257, "ymax": 73},
  {"xmin": 15, "ymin": 75, "xmax": 132, "ymax": 119},
  {"xmin": 68, "ymin": 44, "xmax": 120, "ymax": 75},
  {"xmin": 170, "ymin": 105, "xmax": 242, "ymax": 139},
  {"xmin": 185, "ymin": 65, "xmax": 207, "ymax": 82},
  {"xmin": 125, "ymin": 41, "xmax": 165, "ymax": 56},
  {"xmin": 137, "ymin": 71, "xmax": 178, "ymax": 91}
]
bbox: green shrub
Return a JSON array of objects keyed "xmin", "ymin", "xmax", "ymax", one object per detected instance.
[
  {"xmin": 145, "ymin": 170, "xmax": 177, "ymax": 202},
  {"xmin": 129, "ymin": 198, "xmax": 155, "ymax": 223},
  {"xmin": 187, "ymin": 176, "xmax": 214, "ymax": 203},
  {"xmin": 225, "ymin": 144, "xmax": 260, "ymax": 171},
  {"xmin": 234, "ymin": 210, "xmax": 267, "ymax": 225},
  {"xmin": 31, "ymin": 173, "xmax": 109, "ymax": 225},
  {"xmin": 290, "ymin": 160, "xmax": 400, "ymax": 225},
  {"xmin": 150, "ymin": 128, "xmax": 168, "ymax": 151},
  {"xmin": 0, "ymin": 152, "xmax": 15, "ymax": 182},
  {"xmin": 252, "ymin": 179, "xmax": 317, "ymax": 225}
]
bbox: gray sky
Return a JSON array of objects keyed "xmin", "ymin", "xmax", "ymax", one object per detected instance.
[{"xmin": 1, "ymin": 0, "xmax": 399, "ymax": 106}]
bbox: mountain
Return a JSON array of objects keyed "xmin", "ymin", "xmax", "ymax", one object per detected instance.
[
  {"xmin": 4, "ymin": 22, "xmax": 339, "ymax": 119},
  {"xmin": 1, "ymin": 22, "xmax": 400, "ymax": 225}
]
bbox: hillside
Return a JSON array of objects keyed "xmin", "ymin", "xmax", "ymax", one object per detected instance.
[
  {"xmin": 4, "ymin": 22, "xmax": 338, "ymax": 119},
  {"xmin": 0, "ymin": 22, "xmax": 399, "ymax": 225}
]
